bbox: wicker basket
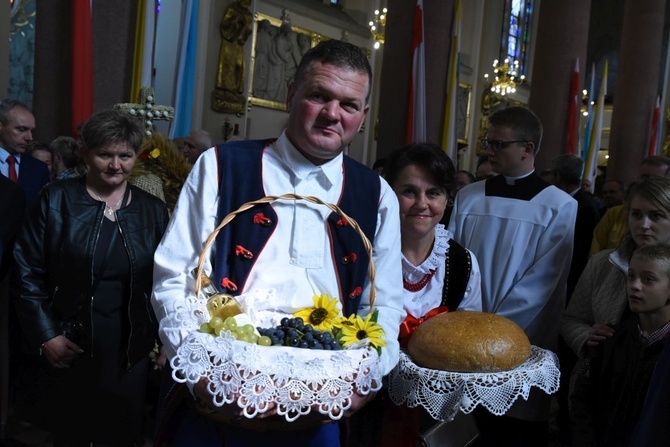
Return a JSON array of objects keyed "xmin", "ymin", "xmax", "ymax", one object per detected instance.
[{"xmin": 170, "ymin": 194, "xmax": 383, "ymax": 422}]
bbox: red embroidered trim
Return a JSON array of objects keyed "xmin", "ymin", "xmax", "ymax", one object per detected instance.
[
  {"xmin": 221, "ymin": 277, "xmax": 238, "ymax": 292},
  {"xmin": 349, "ymin": 287, "xmax": 362, "ymax": 299},
  {"xmin": 253, "ymin": 213, "xmax": 272, "ymax": 226},
  {"xmin": 342, "ymin": 253, "xmax": 357, "ymax": 264},
  {"xmin": 235, "ymin": 245, "xmax": 253, "ymax": 259}
]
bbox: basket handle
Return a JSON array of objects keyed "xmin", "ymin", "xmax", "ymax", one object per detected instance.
[{"xmin": 195, "ymin": 193, "xmax": 376, "ymax": 311}]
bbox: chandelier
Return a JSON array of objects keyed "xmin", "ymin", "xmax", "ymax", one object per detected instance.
[
  {"xmin": 368, "ymin": 8, "xmax": 387, "ymax": 50},
  {"xmin": 484, "ymin": 59, "xmax": 525, "ymax": 96}
]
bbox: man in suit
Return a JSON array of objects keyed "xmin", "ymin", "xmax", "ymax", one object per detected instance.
[
  {"xmin": 551, "ymin": 154, "xmax": 599, "ymax": 299},
  {"xmin": 0, "ymin": 165, "xmax": 26, "ymax": 442},
  {"xmin": 0, "ymin": 175, "xmax": 25, "ymax": 278},
  {"xmin": 0, "ymin": 99, "xmax": 50, "ymax": 207}
]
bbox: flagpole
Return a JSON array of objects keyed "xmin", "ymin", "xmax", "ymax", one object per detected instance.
[
  {"xmin": 566, "ymin": 57, "xmax": 580, "ymax": 154},
  {"xmin": 406, "ymin": 0, "xmax": 426, "ymax": 144},
  {"xmin": 581, "ymin": 63, "xmax": 595, "ymax": 161},
  {"xmin": 440, "ymin": 0, "xmax": 460, "ymax": 164},
  {"xmin": 649, "ymin": 96, "xmax": 661, "ymax": 157},
  {"xmin": 659, "ymin": 33, "xmax": 670, "ymax": 156},
  {"xmin": 584, "ymin": 60, "xmax": 608, "ymax": 186}
]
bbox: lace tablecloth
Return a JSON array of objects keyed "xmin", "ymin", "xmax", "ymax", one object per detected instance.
[
  {"xmin": 388, "ymin": 346, "xmax": 560, "ymax": 422},
  {"xmin": 169, "ymin": 294, "xmax": 383, "ymax": 422}
]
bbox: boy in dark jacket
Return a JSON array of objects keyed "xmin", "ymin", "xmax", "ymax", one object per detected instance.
[{"xmin": 571, "ymin": 244, "xmax": 670, "ymax": 446}]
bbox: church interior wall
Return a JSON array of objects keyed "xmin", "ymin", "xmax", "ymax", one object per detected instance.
[
  {"xmin": 152, "ymin": 3, "xmax": 182, "ymax": 137},
  {"xmin": 0, "ymin": 0, "xmax": 9, "ymax": 96},
  {"xmin": 2, "ymin": 0, "xmax": 668, "ymax": 175},
  {"xmin": 194, "ymin": 0, "xmax": 378, "ymax": 166},
  {"xmin": 460, "ymin": 0, "xmax": 506, "ymax": 172},
  {"xmin": 90, "ymin": 1, "xmax": 136, "ymax": 114}
]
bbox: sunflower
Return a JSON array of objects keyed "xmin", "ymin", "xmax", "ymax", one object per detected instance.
[
  {"xmin": 294, "ymin": 293, "xmax": 341, "ymax": 331},
  {"xmin": 339, "ymin": 312, "xmax": 386, "ymax": 351}
]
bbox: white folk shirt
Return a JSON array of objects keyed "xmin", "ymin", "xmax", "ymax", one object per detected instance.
[
  {"xmin": 151, "ymin": 131, "xmax": 405, "ymax": 375},
  {"xmin": 403, "ymin": 224, "xmax": 482, "ymax": 318}
]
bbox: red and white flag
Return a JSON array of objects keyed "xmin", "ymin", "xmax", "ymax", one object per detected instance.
[
  {"xmin": 566, "ymin": 58, "xmax": 580, "ymax": 154},
  {"xmin": 405, "ymin": 0, "xmax": 426, "ymax": 144},
  {"xmin": 441, "ymin": 0, "xmax": 461, "ymax": 164}
]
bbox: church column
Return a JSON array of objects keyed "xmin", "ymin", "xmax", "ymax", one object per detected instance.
[
  {"xmin": 91, "ymin": 0, "xmax": 138, "ymax": 111},
  {"xmin": 529, "ymin": 0, "xmax": 591, "ymax": 170},
  {"xmin": 33, "ymin": 2, "xmax": 138, "ymax": 141},
  {"xmin": 376, "ymin": 0, "xmax": 455, "ymax": 158},
  {"xmin": 0, "ymin": 2, "xmax": 9, "ymax": 96},
  {"xmin": 33, "ymin": 2, "xmax": 72, "ymax": 141},
  {"xmin": 607, "ymin": 0, "xmax": 668, "ymax": 186}
]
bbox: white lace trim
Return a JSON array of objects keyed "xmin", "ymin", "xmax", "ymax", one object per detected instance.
[
  {"xmin": 169, "ymin": 292, "xmax": 383, "ymax": 422},
  {"xmin": 402, "ymin": 224, "xmax": 451, "ymax": 280},
  {"xmin": 388, "ymin": 347, "xmax": 560, "ymax": 421}
]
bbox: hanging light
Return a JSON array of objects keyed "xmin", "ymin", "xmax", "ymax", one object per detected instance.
[
  {"xmin": 483, "ymin": 59, "xmax": 525, "ymax": 96},
  {"xmin": 369, "ymin": 8, "xmax": 387, "ymax": 50}
]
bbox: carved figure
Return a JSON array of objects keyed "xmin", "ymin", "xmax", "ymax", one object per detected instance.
[{"xmin": 212, "ymin": 0, "xmax": 253, "ymax": 114}]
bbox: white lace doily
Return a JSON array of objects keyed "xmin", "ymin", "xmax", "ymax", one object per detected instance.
[
  {"xmin": 169, "ymin": 292, "xmax": 383, "ymax": 422},
  {"xmin": 388, "ymin": 347, "xmax": 560, "ymax": 422}
]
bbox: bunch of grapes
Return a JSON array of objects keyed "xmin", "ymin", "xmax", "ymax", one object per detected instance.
[
  {"xmin": 257, "ymin": 317, "xmax": 342, "ymax": 351},
  {"xmin": 201, "ymin": 316, "xmax": 273, "ymax": 346}
]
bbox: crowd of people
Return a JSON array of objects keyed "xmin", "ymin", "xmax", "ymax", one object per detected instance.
[{"xmin": 1, "ymin": 38, "xmax": 669, "ymax": 447}]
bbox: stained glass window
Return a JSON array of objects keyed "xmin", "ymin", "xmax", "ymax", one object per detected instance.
[{"xmin": 500, "ymin": 0, "xmax": 533, "ymax": 76}]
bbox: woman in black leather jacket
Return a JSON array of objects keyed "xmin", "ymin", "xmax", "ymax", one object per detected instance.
[{"xmin": 13, "ymin": 109, "xmax": 169, "ymax": 446}]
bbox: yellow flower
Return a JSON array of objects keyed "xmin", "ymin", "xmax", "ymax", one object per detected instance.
[
  {"xmin": 149, "ymin": 148, "xmax": 161, "ymax": 159},
  {"xmin": 339, "ymin": 313, "xmax": 386, "ymax": 350},
  {"xmin": 294, "ymin": 293, "xmax": 341, "ymax": 331}
]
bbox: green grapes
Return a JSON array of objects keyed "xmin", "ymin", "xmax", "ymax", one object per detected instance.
[{"xmin": 200, "ymin": 316, "xmax": 275, "ymax": 347}]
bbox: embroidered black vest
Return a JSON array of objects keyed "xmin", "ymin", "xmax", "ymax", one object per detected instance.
[
  {"xmin": 440, "ymin": 239, "xmax": 472, "ymax": 310},
  {"xmin": 211, "ymin": 139, "xmax": 380, "ymax": 317}
]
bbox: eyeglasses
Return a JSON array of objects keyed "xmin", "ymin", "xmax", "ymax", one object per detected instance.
[{"xmin": 480, "ymin": 139, "xmax": 528, "ymax": 153}]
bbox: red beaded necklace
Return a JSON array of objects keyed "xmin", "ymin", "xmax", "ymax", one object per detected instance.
[{"xmin": 403, "ymin": 269, "xmax": 436, "ymax": 292}]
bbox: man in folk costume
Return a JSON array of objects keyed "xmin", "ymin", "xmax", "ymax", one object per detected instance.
[
  {"xmin": 151, "ymin": 40, "xmax": 404, "ymax": 446},
  {"xmin": 448, "ymin": 106, "xmax": 576, "ymax": 446}
]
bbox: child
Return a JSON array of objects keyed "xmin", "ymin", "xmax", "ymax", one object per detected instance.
[{"xmin": 570, "ymin": 244, "xmax": 670, "ymax": 446}]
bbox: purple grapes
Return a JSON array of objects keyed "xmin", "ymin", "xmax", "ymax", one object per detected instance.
[{"xmin": 256, "ymin": 318, "xmax": 342, "ymax": 351}]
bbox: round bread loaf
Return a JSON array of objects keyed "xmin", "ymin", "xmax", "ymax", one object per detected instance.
[{"xmin": 407, "ymin": 311, "xmax": 531, "ymax": 372}]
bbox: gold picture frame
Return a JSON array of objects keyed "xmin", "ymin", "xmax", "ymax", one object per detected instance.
[{"xmin": 248, "ymin": 13, "xmax": 323, "ymax": 111}]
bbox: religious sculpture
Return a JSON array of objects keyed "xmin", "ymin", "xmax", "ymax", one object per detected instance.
[
  {"xmin": 211, "ymin": 0, "xmax": 253, "ymax": 114},
  {"xmin": 252, "ymin": 11, "xmax": 306, "ymax": 105},
  {"xmin": 266, "ymin": 19, "xmax": 294, "ymax": 103},
  {"xmin": 251, "ymin": 20, "xmax": 276, "ymax": 101}
]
